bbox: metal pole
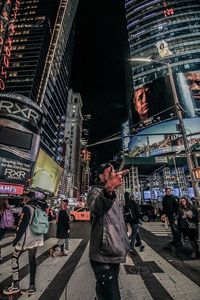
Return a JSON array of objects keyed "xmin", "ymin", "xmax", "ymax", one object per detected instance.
[{"xmin": 167, "ymin": 63, "xmax": 200, "ymax": 205}]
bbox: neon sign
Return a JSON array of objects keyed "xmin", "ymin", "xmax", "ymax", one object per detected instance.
[
  {"xmin": 0, "ymin": 0, "xmax": 21, "ymax": 91},
  {"xmin": 162, "ymin": 1, "xmax": 174, "ymax": 17}
]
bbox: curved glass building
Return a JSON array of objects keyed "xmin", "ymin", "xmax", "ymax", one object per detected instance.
[{"xmin": 125, "ymin": 0, "xmax": 200, "ymax": 87}]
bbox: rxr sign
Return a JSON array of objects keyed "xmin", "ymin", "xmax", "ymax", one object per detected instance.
[
  {"xmin": 0, "ymin": 100, "xmax": 40, "ymax": 126},
  {"xmin": 4, "ymin": 168, "xmax": 26, "ymax": 180}
]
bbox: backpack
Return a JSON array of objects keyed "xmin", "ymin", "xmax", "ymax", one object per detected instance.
[
  {"xmin": 30, "ymin": 207, "xmax": 49, "ymax": 235},
  {"xmin": 0, "ymin": 209, "xmax": 15, "ymax": 229},
  {"xmin": 124, "ymin": 206, "xmax": 134, "ymax": 223}
]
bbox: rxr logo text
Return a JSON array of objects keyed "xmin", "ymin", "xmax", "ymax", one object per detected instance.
[{"xmin": 4, "ymin": 169, "xmax": 26, "ymax": 180}]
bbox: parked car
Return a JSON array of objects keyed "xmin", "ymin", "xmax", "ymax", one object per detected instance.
[
  {"xmin": 70, "ymin": 207, "xmax": 90, "ymax": 222},
  {"xmin": 139, "ymin": 204, "xmax": 156, "ymax": 222}
]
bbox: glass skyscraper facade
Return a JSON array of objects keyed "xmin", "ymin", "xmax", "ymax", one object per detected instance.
[
  {"xmin": 125, "ymin": 0, "xmax": 200, "ymax": 88},
  {"xmin": 0, "ymin": 0, "xmax": 79, "ymax": 164}
]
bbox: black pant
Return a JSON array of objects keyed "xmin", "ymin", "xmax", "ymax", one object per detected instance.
[
  {"xmin": 90, "ymin": 260, "xmax": 120, "ymax": 300},
  {"xmin": 11, "ymin": 247, "xmax": 37, "ymax": 286},
  {"xmin": 168, "ymin": 218, "xmax": 181, "ymax": 247}
]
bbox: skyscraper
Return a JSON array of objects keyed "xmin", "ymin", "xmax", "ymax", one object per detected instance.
[
  {"xmin": 125, "ymin": 0, "xmax": 200, "ymax": 87},
  {"xmin": 0, "ymin": 0, "xmax": 79, "ymax": 195}
]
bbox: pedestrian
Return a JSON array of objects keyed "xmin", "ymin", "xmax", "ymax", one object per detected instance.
[
  {"xmin": 87, "ymin": 161, "xmax": 130, "ymax": 300},
  {"xmin": 3, "ymin": 192, "xmax": 45, "ymax": 296},
  {"xmin": 177, "ymin": 197, "xmax": 199, "ymax": 259},
  {"xmin": 0, "ymin": 199, "xmax": 14, "ymax": 260},
  {"xmin": 49, "ymin": 199, "xmax": 70, "ymax": 257},
  {"xmin": 162, "ymin": 188, "xmax": 181, "ymax": 247},
  {"xmin": 124, "ymin": 196, "xmax": 144, "ymax": 255}
]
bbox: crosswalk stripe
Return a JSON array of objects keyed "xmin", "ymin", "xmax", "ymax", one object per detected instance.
[
  {"xmin": 0, "ymin": 238, "xmax": 55, "ymax": 282},
  {"xmin": 65, "ymin": 243, "xmax": 153, "ymax": 300},
  {"xmin": 65, "ymin": 242, "xmax": 95, "ymax": 300},
  {"xmin": 142, "ymin": 222, "xmax": 172, "ymax": 236},
  {"xmin": 137, "ymin": 241, "xmax": 200, "ymax": 299},
  {"xmin": 18, "ymin": 239, "xmax": 82, "ymax": 300},
  {"xmin": 0, "ymin": 242, "xmax": 13, "ymax": 260},
  {"xmin": 120, "ymin": 263, "xmax": 153, "ymax": 300}
]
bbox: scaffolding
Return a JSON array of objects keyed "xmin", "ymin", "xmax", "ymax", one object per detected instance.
[
  {"xmin": 163, "ymin": 167, "xmax": 174, "ymax": 189},
  {"xmin": 177, "ymin": 167, "xmax": 188, "ymax": 196},
  {"xmin": 125, "ymin": 167, "xmax": 141, "ymax": 203}
]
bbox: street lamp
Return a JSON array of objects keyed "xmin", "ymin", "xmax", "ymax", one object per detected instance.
[{"xmin": 130, "ymin": 57, "xmax": 200, "ymax": 204}]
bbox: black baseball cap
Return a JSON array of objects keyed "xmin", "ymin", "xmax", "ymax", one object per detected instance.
[{"xmin": 97, "ymin": 160, "xmax": 119, "ymax": 176}]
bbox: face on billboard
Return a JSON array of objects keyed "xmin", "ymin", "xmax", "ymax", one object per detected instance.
[
  {"xmin": 185, "ymin": 72, "xmax": 200, "ymax": 100},
  {"xmin": 176, "ymin": 71, "xmax": 200, "ymax": 117},
  {"xmin": 132, "ymin": 77, "xmax": 174, "ymax": 126},
  {"xmin": 134, "ymin": 86, "xmax": 151, "ymax": 122}
]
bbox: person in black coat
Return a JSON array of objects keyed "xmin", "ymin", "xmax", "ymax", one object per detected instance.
[
  {"xmin": 162, "ymin": 188, "xmax": 181, "ymax": 247},
  {"xmin": 50, "ymin": 200, "xmax": 70, "ymax": 256},
  {"xmin": 124, "ymin": 196, "xmax": 144, "ymax": 255}
]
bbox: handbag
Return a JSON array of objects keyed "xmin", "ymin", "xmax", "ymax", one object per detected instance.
[{"xmin": 186, "ymin": 219, "xmax": 197, "ymax": 230}]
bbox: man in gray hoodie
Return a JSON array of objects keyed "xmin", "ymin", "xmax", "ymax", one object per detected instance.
[{"xmin": 87, "ymin": 161, "xmax": 129, "ymax": 300}]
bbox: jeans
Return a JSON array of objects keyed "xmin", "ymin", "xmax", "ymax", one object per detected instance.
[
  {"xmin": 11, "ymin": 247, "xmax": 37, "ymax": 285},
  {"xmin": 90, "ymin": 260, "xmax": 121, "ymax": 300},
  {"xmin": 130, "ymin": 223, "xmax": 141, "ymax": 250}
]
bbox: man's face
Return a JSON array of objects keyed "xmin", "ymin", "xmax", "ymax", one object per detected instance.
[
  {"xmin": 185, "ymin": 72, "xmax": 200, "ymax": 101},
  {"xmin": 99, "ymin": 166, "xmax": 115, "ymax": 183},
  {"xmin": 134, "ymin": 86, "xmax": 150, "ymax": 121},
  {"xmin": 165, "ymin": 189, "xmax": 171, "ymax": 196}
]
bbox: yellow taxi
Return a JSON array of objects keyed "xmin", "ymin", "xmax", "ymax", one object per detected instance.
[{"xmin": 70, "ymin": 207, "xmax": 90, "ymax": 222}]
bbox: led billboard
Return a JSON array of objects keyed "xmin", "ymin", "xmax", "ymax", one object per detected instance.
[
  {"xmin": 32, "ymin": 149, "xmax": 63, "ymax": 195},
  {"xmin": 129, "ymin": 72, "xmax": 200, "ymax": 157}
]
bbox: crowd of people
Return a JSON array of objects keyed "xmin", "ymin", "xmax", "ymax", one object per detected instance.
[
  {"xmin": 0, "ymin": 194, "xmax": 71, "ymax": 296},
  {"xmin": 0, "ymin": 160, "xmax": 199, "ymax": 300}
]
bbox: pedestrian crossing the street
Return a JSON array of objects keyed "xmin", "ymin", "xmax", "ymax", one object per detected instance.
[
  {"xmin": 1, "ymin": 234, "xmax": 200, "ymax": 300},
  {"xmin": 142, "ymin": 221, "xmax": 172, "ymax": 237}
]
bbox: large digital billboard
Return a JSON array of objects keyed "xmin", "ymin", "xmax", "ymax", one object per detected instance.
[
  {"xmin": 129, "ymin": 72, "xmax": 200, "ymax": 157},
  {"xmin": 32, "ymin": 149, "xmax": 63, "ymax": 195},
  {"xmin": 0, "ymin": 93, "xmax": 43, "ymax": 188}
]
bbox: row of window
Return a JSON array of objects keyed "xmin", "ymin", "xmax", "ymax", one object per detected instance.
[{"xmin": 133, "ymin": 63, "xmax": 200, "ymax": 87}]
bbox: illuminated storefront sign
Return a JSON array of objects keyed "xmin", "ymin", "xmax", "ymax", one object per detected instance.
[
  {"xmin": 0, "ymin": 157, "xmax": 32, "ymax": 184},
  {"xmin": 0, "ymin": 0, "xmax": 21, "ymax": 91},
  {"xmin": 0, "ymin": 183, "xmax": 24, "ymax": 194}
]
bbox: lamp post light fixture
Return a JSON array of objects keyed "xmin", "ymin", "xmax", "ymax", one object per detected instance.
[{"xmin": 130, "ymin": 57, "xmax": 200, "ymax": 204}]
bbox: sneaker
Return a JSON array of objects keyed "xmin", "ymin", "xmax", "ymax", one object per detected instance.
[
  {"xmin": 139, "ymin": 245, "xmax": 145, "ymax": 252},
  {"xmin": 21, "ymin": 285, "xmax": 36, "ymax": 295},
  {"xmin": 135, "ymin": 243, "xmax": 140, "ymax": 247},
  {"xmin": 64, "ymin": 249, "xmax": 69, "ymax": 255},
  {"xmin": 60, "ymin": 251, "xmax": 68, "ymax": 257},
  {"xmin": 49, "ymin": 248, "xmax": 55, "ymax": 257},
  {"xmin": 129, "ymin": 249, "xmax": 135, "ymax": 256},
  {"xmin": 3, "ymin": 282, "xmax": 20, "ymax": 295}
]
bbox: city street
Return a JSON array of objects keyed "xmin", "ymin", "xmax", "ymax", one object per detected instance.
[{"xmin": 1, "ymin": 221, "xmax": 200, "ymax": 300}]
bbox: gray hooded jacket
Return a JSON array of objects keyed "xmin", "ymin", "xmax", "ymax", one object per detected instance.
[{"xmin": 87, "ymin": 184, "xmax": 129, "ymax": 264}]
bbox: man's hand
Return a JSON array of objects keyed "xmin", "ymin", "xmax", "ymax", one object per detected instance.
[{"xmin": 104, "ymin": 166, "xmax": 129, "ymax": 193}]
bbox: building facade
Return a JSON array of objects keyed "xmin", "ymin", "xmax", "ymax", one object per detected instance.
[
  {"xmin": 125, "ymin": 0, "xmax": 200, "ymax": 88},
  {"xmin": 60, "ymin": 89, "xmax": 82, "ymax": 198},
  {"xmin": 0, "ymin": 0, "xmax": 79, "ymax": 195}
]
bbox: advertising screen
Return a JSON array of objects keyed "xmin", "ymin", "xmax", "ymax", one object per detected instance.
[
  {"xmin": 32, "ymin": 149, "xmax": 63, "ymax": 195},
  {"xmin": 129, "ymin": 72, "xmax": 200, "ymax": 157}
]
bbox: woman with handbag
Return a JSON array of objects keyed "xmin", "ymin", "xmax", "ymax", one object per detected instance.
[{"xmin": 178, "ymin": 197, "xmax": 199, "ymax": 259}]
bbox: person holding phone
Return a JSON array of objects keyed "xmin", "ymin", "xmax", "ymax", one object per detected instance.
[{"xmin": 87, "ymin": 160, "xmax": 129, "ymax": 300}]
